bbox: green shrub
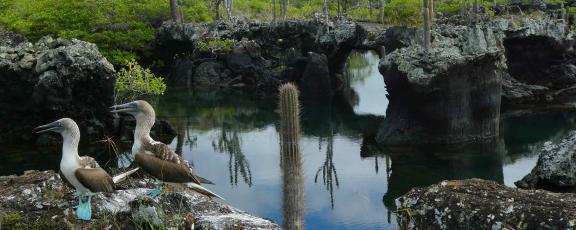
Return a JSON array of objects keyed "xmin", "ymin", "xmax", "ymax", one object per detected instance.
[
  {"xmin": 0, "ymin": 0, "xmax": 212, "ymax": 65},
  {"xmin": 114, "ymin": 59, "xmax": 167, "ymax": 103},
  {"xmin": 1, "ymin": 212, "xmax": 23, "ymax": 229},
  {"xmin": 196, "ymin": 39, "xmax": 236, "ymax": 54}
]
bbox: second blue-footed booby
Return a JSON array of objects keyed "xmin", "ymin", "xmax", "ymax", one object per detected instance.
[
  {"xmin": 35, "ymin": 118, "xmax": 139, "ymax": 221},
  {"xmin": 111, "ymin": 100, "xmax": 223, "ymax": 199}
]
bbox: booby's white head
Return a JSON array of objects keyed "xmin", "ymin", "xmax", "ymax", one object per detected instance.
[
  {"xmin": 35, "ymin": 118, "xmax": 80, "ymax": 141},
  {"xmin": 110, "ymin": 100, "xmax": 156, "ymax": 122},
  {"xmin": 111, "ymin": 100, "xmax": 156, "ymax": 146}
]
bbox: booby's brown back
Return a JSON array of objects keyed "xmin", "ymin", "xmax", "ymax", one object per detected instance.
[{"xmin": 135, "ymin": 153, "xmax": 201, "ymax": 184}]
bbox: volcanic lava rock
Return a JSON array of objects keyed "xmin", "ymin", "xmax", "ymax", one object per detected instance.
[
  {"xmin": 0, "ymin": 170, "xmax": 279, "ymax": 229},
  {"xmin": 376, "ymin": 25, "xmax": 505, "ymax": 145},
  {"xmin": 516, "ymin": 131, "xmax": 576, "ymax": 191},
  {"xmin": 0, "ymin": 36, "xmax": 115, "ymax": 144},
  {"xmin": 396, "ymin": 179, "xmax": 576, "ymax": 229}
]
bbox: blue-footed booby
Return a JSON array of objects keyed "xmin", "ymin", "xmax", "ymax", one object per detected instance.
[
  {"xmin": 35, "ymin": 118, "xmax": 139, "ymax": 221},
  {"xmin": 110, "ymin": 100, "xmax": 223, "ymax": 199}
]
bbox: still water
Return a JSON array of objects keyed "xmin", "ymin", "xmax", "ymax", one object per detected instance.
[{"xmin": 2, "ymin": 51, "xmax": 576, "ymax": 229}]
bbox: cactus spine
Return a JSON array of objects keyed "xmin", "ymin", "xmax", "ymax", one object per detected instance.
[{"xmin": 278, "ymin": 83, "xmax": 304, "ymax": 230}]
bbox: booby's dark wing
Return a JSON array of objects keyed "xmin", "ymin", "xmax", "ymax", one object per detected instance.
[
  {"xmin": 74, "ymin": 155, "xmax": 114, "ymax": 193},
  {"xmin": 59, "ymin": 156, "xmax": 102, "ymax": 189},
  {"xmin": 142, "ymin": 141, "xmax": 181, "ymax": 164},
  {"xmin": 135, "ymin": 152, "xmax": 203, "ymax": 184},
  {"xmin": 195, "ymin": 175, "xmax": 214, "ymax": 184},
  {"xmin": 137, "ymin": 140, "xmax": 215, "ymax": 184},
  {"xmin": 75, "ymin": 168, "xmax": 114, "ymax": 193}
]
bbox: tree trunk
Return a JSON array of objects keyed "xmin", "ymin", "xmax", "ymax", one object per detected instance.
[
  {"xmin": 423, "ymin": 0, "xmax": 430, "ymax": 51},
  {"xmin": 215, "ymin": 0, "xmax": 222, "ymax": 19},
  {"xmin": 283, "ymin": 0, "xmax": 288, "ymax": 19},
  {"xmin": 473, "ymin": 0, "xmax": 478, "ymax": 24},
  {"xmin": 226, "ymin": 0, "xmax": 233, "ymax": 19},
  {"xmin": 379, "ymin": 0, "xmax": 384, "ymax": 23},
  {"xmin": 429, "ymin": 0, "xmax": 434, "ymax": 26},
  {"xmin": 273, "ymin": 0, "xmax": 277, "ymax": 21},
  {"xmin": 170, "ymin": 0, "xmax": 182, "ymax": 22}
]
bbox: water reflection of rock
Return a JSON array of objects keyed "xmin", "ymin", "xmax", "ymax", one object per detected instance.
[
  {"xmin": 500, "ymin": 111, "xmax": 576, "ymax": 162},
  {"xmin": 361, "ymin": 139, "xmax": 506, "ymax": 210}
]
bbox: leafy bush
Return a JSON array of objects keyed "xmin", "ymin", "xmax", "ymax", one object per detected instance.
[
  {"xmin": 383, "ymin": 0, "xmax": 423, "ymax": 26},
  {"xmin": 0, "ymin": 0, "xmax": 212, "ymax": 65},
  {"xmin": 114, "ymin": 59, "xmax": 167, "ymax": 103},
  {"xmin": 196, "ymin": 39, "xmax": 236, "ymax": 54}
]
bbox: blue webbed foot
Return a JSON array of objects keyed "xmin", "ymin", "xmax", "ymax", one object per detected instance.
[
  {"xmin": 145, "ymin": 186, "xmax": 162, "ymax": 198},
  {"xmin": 76, "ymin": 195, "xmax": 92, "ymax": 221}
]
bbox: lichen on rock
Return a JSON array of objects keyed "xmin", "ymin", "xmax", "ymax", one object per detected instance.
[
  {"xmin": 396, "ymin": 179, "xmax": 576, "ymax": 229},
  {"xmin": 0, "ymin": 170, "xmax": 279, "ymax": 229},
  {"xmin": 516, "ymin": 131, "xmax": 576, "ymax": 191},
  {"xmin": 0, "ymin": 36, "xmax": 115, "ymax": 144}
]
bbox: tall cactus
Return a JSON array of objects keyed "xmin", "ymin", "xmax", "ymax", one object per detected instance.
[
  {"xmin": 279, "ymin": 83, "xmax": 301, "ymax": 146},
  {"xmin": 278, "ymin": 83, "xmax": 304, "ymax": 230}
]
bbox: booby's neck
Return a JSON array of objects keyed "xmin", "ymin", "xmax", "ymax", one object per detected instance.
[
  {"xmin": 61, "ymin": 131, "xmax": 81, "ymax": 165},
  {"xmin": 133, "ymin": 113, "xmax": 155, "ymax": 153}
]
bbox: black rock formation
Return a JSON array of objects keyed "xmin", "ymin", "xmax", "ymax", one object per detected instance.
[{"xmin": 0, "ymin": 37, "xmax": 115, "ymax": 144}]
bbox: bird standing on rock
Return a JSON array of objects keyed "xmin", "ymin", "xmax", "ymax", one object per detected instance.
[
  {"xmin": 110, "ymin": 100, "xmax": 223, "ymax": 199},
  {"xmin": 35, "ymin": 118, "xmax": 139, "ymax": 221}
]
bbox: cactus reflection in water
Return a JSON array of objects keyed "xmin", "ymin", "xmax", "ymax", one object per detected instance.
[
  {"xmin": 315, "ymin": 133, "xmax": 339, "ymax": 209},
  {"xmin": 278, "ymin": 83, "xmax": 305, "ymax": 230},
  {"xmin": 213, "ymin": 127, "xmax": 253, "ymax": 187}
]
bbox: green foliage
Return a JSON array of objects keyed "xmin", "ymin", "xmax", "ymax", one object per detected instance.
[
  {"xmin": 543, "ymin": 0, "xmax": 564, "ymax": 4},
  {"xmin": 0, "ymin": 0, "xmax": 536, "ymax": 65},
  {"xmin": 115, "ymin": 59, "xmax": 167, "ymax": 103},
  {"xmin": 196, "ymin": 39, "xmax": 236, "ymax": 54},
  {"xmin": 347, "ymin": 51, "xmax": 372, "ymax": 82},
  {"xmin": 1, "ymin": 212, "xmax": 23, "ymax": 229},
  {"xmin": 180, "ymin": 0, "xmax": 214, "ymax": 22},
  {"xmin": 0, "ymin": 212, "xmax": 63, "ymax": 230},
  {"xmin": 0, "ymin": 0, "xmax": 212, "ymax": 65},
  {"xmin": 383, "ymin": 0, "xmax": 423, "ymax": 26}
]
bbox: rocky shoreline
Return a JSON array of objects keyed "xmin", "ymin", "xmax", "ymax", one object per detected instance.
[
  {"xmin": 396, "ymin": 179, "xmax": 576, "ymax": 229},
  {"xmin": 376, "ymin": 8, "xmax": 576, "ymax": 229},
  {"xmin": 2, "ymin": 4, "xmax": 576, "ymax": 229},
  {"xmin": 0, "ymin": 170, "xmax": 279, "ymax": 229},
  {"xmin": 375, "ymin": 11, "xmax": 576, "ymax": 146},
  {"xmin": 154, "ymin": 15, "xmax": 367, "ymax": 100}
]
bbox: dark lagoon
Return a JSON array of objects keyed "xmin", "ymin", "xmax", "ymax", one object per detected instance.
[{"xmin": 3, "ymin": 51, "xmax": 576, "ymax": 229}]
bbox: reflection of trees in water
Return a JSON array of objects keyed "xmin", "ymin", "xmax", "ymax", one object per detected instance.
[
  {"xmin": 371, "ymin": 155, "xmax": 391, "ymax": 180},
  {"xmin": 346, "ymin": 51, "xmax": 373, "ymax": 83},
  {"xmin": 315, "ymin": 132, "xmax": 340, "ymax": 209},
  {"xmin": 185, "ymin": 118, "xmax": 198, "ymax": 149},
  {"xmin": 358, "ymin": 136, "xmax": 396, "ymax": 224},
  {"xmin": 212, "ymin": 127, "xmax": 253, "ymax": 187}
]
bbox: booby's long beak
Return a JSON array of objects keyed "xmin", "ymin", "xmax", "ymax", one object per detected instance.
[
  {"xmin": 110, "ymin": 102, "xmax": 137, "ymax": 113},
  {"xmin": 35, "ymin": 121, "xmax": 63, "ymax": 134}
]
